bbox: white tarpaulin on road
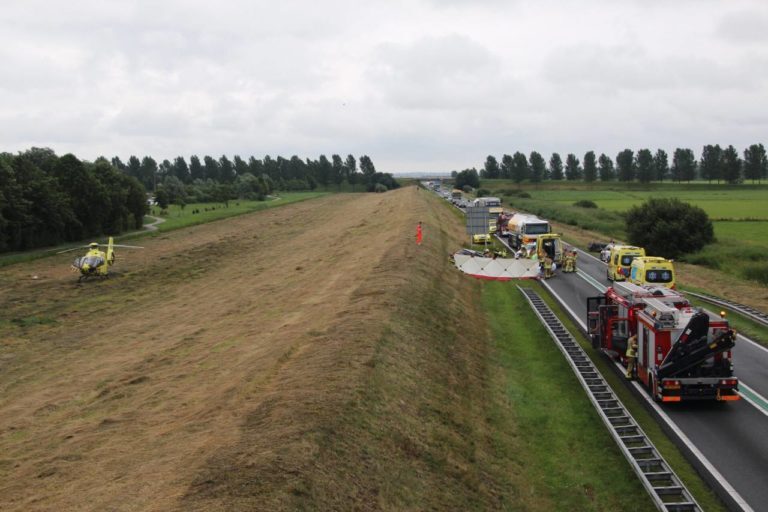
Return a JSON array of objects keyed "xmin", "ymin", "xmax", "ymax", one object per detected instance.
[{"xmin": 453, "ymin": 253, "xmax": 540, "ymax": 280}]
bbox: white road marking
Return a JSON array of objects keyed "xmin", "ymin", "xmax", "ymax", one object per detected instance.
[{"xmin": 738, "ymin": 383, "xmax": 768, "ymax": 418}]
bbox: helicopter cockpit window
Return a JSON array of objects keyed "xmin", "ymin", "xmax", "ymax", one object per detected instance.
[
  {"xmin": 76, "ymin": 256, "xmax": 104, "ymax": 268},
  {"xmin": 86, "ymin": 256, "xmax": 104, "ymax": 266}
]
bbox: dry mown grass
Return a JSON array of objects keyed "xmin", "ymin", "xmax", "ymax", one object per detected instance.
[{"xmin": 0, "ymin": 188, "xmax": 521, "ymax": 511}]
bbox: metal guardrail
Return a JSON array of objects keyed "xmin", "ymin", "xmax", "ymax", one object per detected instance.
[
  {"xmin": 684, "ymin": 291, "xmax": 768, "ymax": 329},
  {"xmin": 519, "ymin": 286, "xmax": 700, "ymax": 512}
]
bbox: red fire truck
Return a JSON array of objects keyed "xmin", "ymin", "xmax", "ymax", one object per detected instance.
[{"xmin": 587, "ymin": 282, "xmax": 739, "ymax": 402}]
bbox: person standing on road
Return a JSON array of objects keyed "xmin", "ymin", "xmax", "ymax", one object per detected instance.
[
  {"xmin": 543, "ymin": 255, "xmax": 553, "ymax": 278},
  {"xmin": 416, "ymin": 221, "xmax": 423, "ymax": 245},
  {"xmin": 562, "ymin": 251, "xmax": 572, "ymax": 272},
  {"xmin": 626, "ymin": 334, "xmax": 638, "ymax": 379}
]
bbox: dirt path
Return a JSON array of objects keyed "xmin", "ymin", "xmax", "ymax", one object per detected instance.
[
  {"xmin": 0, "ymin": 189, "xmax": 465, "ymax": 511},
  {"xmin": 142, "ymin": 215, "xmax": 165, "ymax": 232}
]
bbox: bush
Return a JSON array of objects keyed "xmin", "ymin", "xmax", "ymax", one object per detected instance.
[
  {"xmin": 476, "ymin": 188, "xmax": 491, "ymax": 197},
  {"xmin": 155, "ymin": 189, "xmax": 169, "ymax": 210},
  {"xmin": 455, "ymin": 168, "xmax": 480, "ymax": 189},
  {"xmin": 373, "ymin": 183, "xmax": 388, "ymax": 193},
  {"xmin": 285, "ymin": 179, "xmax": 309, "ymax": 191},
  {"xmin": 625, "ymin": 198, "xmax": 714, "ymax": 259},
  {"xmin": 574, "ymin": 200, "xmax": 597, "ymax": 208},
  {"xmin": 462, "ymin": 185, "xmax": 473, "ymax": 193},
  {"xmin": 518, "ymin": 192, "xmax": 531, "ymax": 198}
]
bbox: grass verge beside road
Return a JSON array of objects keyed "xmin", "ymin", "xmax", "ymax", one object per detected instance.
[{"xmin": 483, "ymin": 280, "xmax": 656, "ymax": 511}]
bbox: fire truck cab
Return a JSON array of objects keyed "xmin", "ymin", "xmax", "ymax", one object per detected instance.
[{"xmin": 587, "ymin": 282, "xmax": 738, "ymax": 402}]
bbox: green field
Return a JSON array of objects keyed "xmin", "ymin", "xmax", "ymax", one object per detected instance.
[
  {"xmin": 482, "ymin": 180, "xmax": 768, "ymax": 285},
  {"xmin": 522, "ymin": 189, "xmax": 768, "ymax": 220},
  {"xmin": 146, "ymin": 192, "xmax": 328, "ymax": 232}
]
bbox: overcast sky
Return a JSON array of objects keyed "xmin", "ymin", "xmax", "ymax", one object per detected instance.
[{"xmin": 1, "ymin": 0, "xmax": 767, "ymax": 172}]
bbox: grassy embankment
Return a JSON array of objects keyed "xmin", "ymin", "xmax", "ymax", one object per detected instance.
[
  {"xmin": 270, "ymin": 189, "xmax": 660, "ymax": 510},
  {"xmin": 0, "ymin": 192, "xmax": 327, "ymax": 268}
]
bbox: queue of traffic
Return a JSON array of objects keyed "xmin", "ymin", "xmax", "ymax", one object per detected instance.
[{"xmin": 429, "ymin": 182, "xmax": 678, "ymax": 288}]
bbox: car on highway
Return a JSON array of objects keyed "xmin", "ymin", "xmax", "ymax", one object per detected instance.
[{"xmin": 472, "ymin": 233, "xmax": 491, "ymax": 244}]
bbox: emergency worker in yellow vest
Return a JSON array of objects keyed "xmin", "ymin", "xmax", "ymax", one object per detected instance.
[
  {"xmin": 571, "ymin": 250, "xmax": 578, "ymax": 272},
  {"xmin": 543, "ymin": 255, "xmax": 553, "ymax": 278},
  {"xmin": 563, "ymin": 251, "xmax": 574, "ymax": 272},
  {"xmin": 625, "ymin": 334, "xmax": 638, "ymax": 379}
]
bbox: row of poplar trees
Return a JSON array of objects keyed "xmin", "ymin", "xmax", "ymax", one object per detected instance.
[
  {"xmin": 477, "ymin": 144, "xmax": 768, "ymax": 184},
  {"xmin": 114, "ymin": 153, "xmax": 386, "ymax": 193}
]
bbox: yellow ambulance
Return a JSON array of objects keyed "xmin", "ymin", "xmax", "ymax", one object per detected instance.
[
  {"xmin": 629, "ymin": 256, "xmax": 676, "ymax": 289},
  {"xmin": 607, "ymin": 245, "xmax": 645, "ymax": 281}
]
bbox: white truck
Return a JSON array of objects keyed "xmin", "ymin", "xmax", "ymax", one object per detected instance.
[{"xmin": 503, "ymin": 213, "xmax": 551, "ymax": 249}]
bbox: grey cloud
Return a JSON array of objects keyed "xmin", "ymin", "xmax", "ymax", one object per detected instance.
[
  {"xmin": 542, "ymin": 42, "xmax": 764, "ymax": 94},
  {"xmin": 716, "ymin": 9, "xmax": 768, "ymax": 44},
  {"xmin": 369, "ymin": 34, "xmax": 517, "ymax": 110},
  {"xmin": 1, "ymin": 1, "xmax": 767, "ymax": 172}
]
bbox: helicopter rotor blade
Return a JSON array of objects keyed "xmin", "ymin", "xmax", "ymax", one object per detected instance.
[{"xmin": 111, "ymin": 244, "xmax": 144, "ymax": 249}]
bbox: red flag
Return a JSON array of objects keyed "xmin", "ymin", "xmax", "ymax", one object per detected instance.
[{"xmin": 416, "ymin": 222, "xmax": 423, "ymax": 245}]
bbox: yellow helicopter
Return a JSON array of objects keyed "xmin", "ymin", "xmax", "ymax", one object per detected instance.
[{"xmin": 58, "ymin": 237, "xmax": 143, "ymax": 281}]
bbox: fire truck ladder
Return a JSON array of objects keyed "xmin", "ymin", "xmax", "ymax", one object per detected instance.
[{"xmin": 519, "ymin": 287, "xmax": 700, "ymax": 512}]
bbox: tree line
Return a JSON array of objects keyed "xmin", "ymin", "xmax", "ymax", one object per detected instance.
[
  {"xmin": 1, "ymin": 148, "xmax": 396, "ymax": 253},
  {"xmin": 456, "ymin": 144, "xmax": 768, "ymax": 185},
  {"xmin": 0, "ymin": 148, "xmax": 147, "ymax": 252},
  {"xmin": 113, "ymin": 153, "xmax": 397, "ymax": 199}
]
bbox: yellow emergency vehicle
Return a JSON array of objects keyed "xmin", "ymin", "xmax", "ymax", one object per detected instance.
[
  {"xmin": 536, "ymin": 234, "xmax": 564, "ymax": 265},
  {"xmin": 628, "ymin": 256, "xmax": 676, "ymax": 289},
  {"xmin": 607, "ymin": 245, "xmax": 645, "ymax": 281}
]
